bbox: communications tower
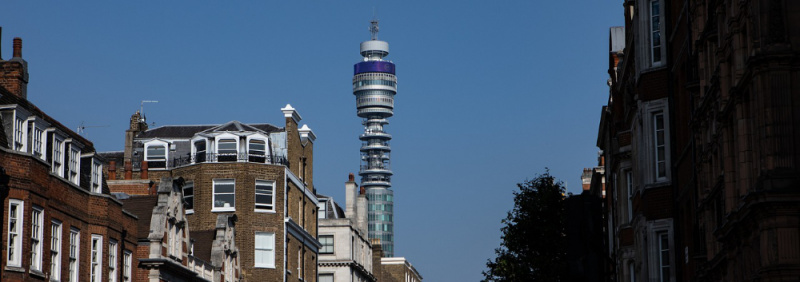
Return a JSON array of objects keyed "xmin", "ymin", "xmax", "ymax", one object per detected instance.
[{"xmin": 353, "ymin": 19, "xmax": 396, "ymax": 256}]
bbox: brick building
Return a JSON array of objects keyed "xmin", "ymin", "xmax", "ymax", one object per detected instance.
[
  {"xmin": 102, "ymin": 104, "xmax": 320, "ymax": 281},
  {"xmin": 597, "ymin": 1, "xmax": 800, "ymax": 281},
  {"xmin": 1, "ymin": 35, "xmax": 140, "ymax": 282},
  {"xmin": 120, "ymin": 177, "xmax": 239, "ymax": 282}
]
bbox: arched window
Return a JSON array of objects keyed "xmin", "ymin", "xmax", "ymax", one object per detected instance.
[
  {"xmin": 248, "ymin": 139, "xmax": 267, "ymax": 163},
  {"xmin": 217, "ymin": 138, "xmax": 238, "ymax": 162},
  {"xmin": 145, "ymin": 141, "xmax": 168, "ymax": 168}
]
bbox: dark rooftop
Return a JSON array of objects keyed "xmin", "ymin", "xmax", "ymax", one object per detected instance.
[{"xmin": 121, "ymin": 195, "xmax": 159, "ymax": 239}]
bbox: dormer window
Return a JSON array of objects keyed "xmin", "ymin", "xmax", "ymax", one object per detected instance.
[
  {"xmin": 217, "ymin": 138, "xmax": 238, "ymax": 162},
  {"xmin": 248, "ymin": 139, "xmax": 267, "ymax": 163},
  {"xmin": 194, "ymin": 140, "xmax": 207, "ymax": 163},
  {"xmin": 91, "ymin": 159, "xmax": 103, "ymax": 193},
  {"xmin": 68, "ymin": 147, "xmax": 80, "ymax": 184},
  {"xmin": 14, "ymin": 118, "xmax": 24, "ymax": 151},
  {"xmin": 52, "ymin": 137, "xmax": 64, "ymax": 176},
  {"xmin": 145, "ymin": 142, "xmax": 168, "ymax": 169},
  {"xmin": 32, "ymin": 127, "xmax": 43, "ymax": 158}
]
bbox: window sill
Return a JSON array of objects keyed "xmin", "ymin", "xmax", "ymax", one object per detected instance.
[
  {"xmin": 29, "ymin": 269, "xmax": 46, "ymax": 279},
  {"xmin": 186, "ymin": 210, "xmax": 194, "ymax": 215},
  {"xmin": 4, "ymin": 265, "xmax": 24, "ymax": 273},
  {"xmin": 254, "ymin": 264, "xmax": 276, "ymax": 269},
  {"xmin": 212, "ymin": 208, "xmax": 236, "ymax": 213},
  {"xmin": 255, "ymin": 209, "xmax": 276, "ymax": 214}
]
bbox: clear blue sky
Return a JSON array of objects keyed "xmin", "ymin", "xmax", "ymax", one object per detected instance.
[{"xmin": 2, "ymin": 1, "xmax": 622, "ymax": 281}]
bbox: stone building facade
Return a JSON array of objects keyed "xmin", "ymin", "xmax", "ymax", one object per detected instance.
[
  {"xmin": 1, "ymin": 36, "xmax": 140, "ymax": 282},
  {"xmin": 103, "ymin": 104, "xmax": 320, "ymax": 282},
  {"xmin": 317, "ymin": 174, "xmax": 377, "ymax": 282},
  {"xmin": 598, "ymin": 1, "xmax": 800, "ymax": 281}
]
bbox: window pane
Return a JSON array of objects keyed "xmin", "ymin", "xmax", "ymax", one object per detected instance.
[
  {"xmin": 215, "ymin": 183, "xmax": 235, "ymax": 193},
  {"xmin": 214, "ymin": 194, "xmax": 235, "ymax": 208},
  {"xmin": 255, "ymin": 195, "xmax": 272, "ymax": 205},
  {"xmin": 147, "ymin": 146, "xmax": 165, "ymax": 159}
]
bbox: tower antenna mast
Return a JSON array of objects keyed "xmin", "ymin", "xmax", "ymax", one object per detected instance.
[{"xmin": 370, "ymin": 18, "xmax": 379, "ymax": 40}]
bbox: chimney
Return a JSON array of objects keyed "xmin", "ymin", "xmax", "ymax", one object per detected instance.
[
  {"xmin": 345, "ymin": 173, "xmax": 357, "ymax": 219},
  {"xmin": 0, "ymin": 36, "xmax": 29, "ymax": 99},
  {"xmin": 108, "ymin": 161, "xmax": 117, "ymax": 180},
  {"xmin": 140, "ymin": 161, "xmax": 149, "ymax": 180},
  {"xmin": 123, "ymin": 111, "xmax": 147, "ymax": 166},
  {"xmin": 356, "ymin": 186, "xmax": 368, "ymax": 234}
]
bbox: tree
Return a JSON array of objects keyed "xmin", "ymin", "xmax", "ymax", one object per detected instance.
[{"xmin": 483, "ymin": 171, "xmax": 567, "ymax": 282}]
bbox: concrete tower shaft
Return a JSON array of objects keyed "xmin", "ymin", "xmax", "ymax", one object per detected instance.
[{"xmin": 353, "ymin": 19, "xmax": 396, "ymax": 257}]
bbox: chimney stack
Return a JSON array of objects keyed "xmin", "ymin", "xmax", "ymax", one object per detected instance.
[
  {"xmin": 0, "ymin": 36, "xmax": 29, "ymax": 99},
  {"xmin": 12, "ymin": 37, "xmax": 21, "ymax": 58},
  {"xmin": 345, "ymin": 173, "xmax": 357, "ymax": 219}
]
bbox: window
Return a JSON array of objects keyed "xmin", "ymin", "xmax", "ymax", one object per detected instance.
[
  {"xmin": 51, "ymin": 221, "xmax": 62, "ymax": 281},
  {"xmin": 194, "ymin": 140, "xmax": 207, "ymax": 163},
  {"xmin": 109, "ymin": 240, "xmax": 118, "ymax": 282},
  {"xmin": 168, "ymin": 222, "xmax": 181, "ymax": 258},
  {"xmin": 629, "ymin": 261, "xmax": 636, "ymax": 282},
  {"xmin": 255, "ymin": 180, "xmax": 274, "ymax": 211},
  {"xmin": 53, "ymin": 138, "xmax": 64, "ymax": 176},
  {"xmin": 68, "ymin": 148, "xmax": 80, "ymax": 184},
  {"xmin": 650, "ymin": 0, "xmax": 662, "ymax": 64},
  {"xmin": 69, "ymin": 228, "xmax": 80, "ymax": 282},
  {"xmin": 658, "ymin": 232, "xmax": 670, "ymax": 282},
  {"xmin": 31, "ymin": 206, "xmax": 44, "ymax": 271},
  {"xmin": 319, "ymin": 235, "xmax": 334, "ymax": 254},
  {"xmin": 145, "ymin": 143, "xmax": 167, "ymax": 168},
  {"xmin": 213, "ymin": 179, "xmax": 235, "ymax": 211},
  {"xmin": 248, "ymin": 139, "xmax": 267, "ymax": 162},
  {"xmin": 7, "ymin": 199, "xmax": 24, "ymax": 267},
  {"xmin": 184, "ymin": 181, "xmax": 194, "ymax": 212},
  {"xmin": 33, "ymin": 127, "xmax": 43, "ymax": 157},
  {"xmin": 90, "ymin": 235, "xmax": 103, "ymax": 282},
  {"xmin": 91, "ymin": 160, "xmax": 102, "ymax": 193},
  {"xmin": 254, "ymin": 232, "xmax": 275, "ymax": 268},
  {"xmin": 217, "ymin": 138, "xmax": 238, "ymax": 162},
  {"xmin": 627, "ymin": 171, "xmax": 634, "ymax": 222},
  {"xmin": 653, "ymin": 112, "xmax": 666, "ymax": 179},
  {"xmin": 14, "ymin": 117, "xmax": 24, "ymax": 150},
  {"xmin": 122, "ymin": 251, "xmax": 132, "ymax": 282}
]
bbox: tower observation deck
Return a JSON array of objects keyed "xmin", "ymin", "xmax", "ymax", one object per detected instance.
[{"xmin": 353, "ymin": 19, "xmax": 396, "ymax": 257}]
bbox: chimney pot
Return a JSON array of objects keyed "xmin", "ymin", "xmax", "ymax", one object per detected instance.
[
  {"xmin": 348, "ymin": 173, "xmax": 354, "ymax": 182},
  {"xmin": 12, "ymin": 37, "xmax": 21, "ymax": 58}
]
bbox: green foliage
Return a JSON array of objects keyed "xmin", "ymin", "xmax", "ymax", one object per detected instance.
[{"xmin": 483, "ymin": 171, "xmax": 567, "ymax": 282}]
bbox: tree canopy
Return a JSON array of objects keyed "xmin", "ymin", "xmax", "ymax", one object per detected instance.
[{"xmin": 483, "ymin": 171, "xmax": 567, "ymax": 282}]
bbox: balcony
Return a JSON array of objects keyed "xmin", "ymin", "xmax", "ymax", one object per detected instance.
[{"xmin": 133, "ymin": 153, "xmax": 289, "ymax": 170}]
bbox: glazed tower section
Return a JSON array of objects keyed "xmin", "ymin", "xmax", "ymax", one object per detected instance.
[{"xmin": 353, "ymin": 20, "xmax": 396, "ymax": 257}]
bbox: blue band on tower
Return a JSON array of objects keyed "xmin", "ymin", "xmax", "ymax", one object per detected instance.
[{"xmin": 354, "ymin": 61, "xmax": 396, "ymax": 75}]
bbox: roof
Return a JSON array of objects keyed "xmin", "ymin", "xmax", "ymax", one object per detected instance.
[
  {"xmin": 136, "ymin": 121, "xmax": 282, "ymax": 139},
  {"xmin": 190, "ymin": 229, "xmax": 216, "ymax": 262},
  {"xmin": 97, "ymin": 151, "xmax": 124, "ymax": 165},
  {"xmin": 0, "ymin": 86, "xmax": 94, "ymax": 149},
  {"xmin": 121, "ymin": 195, "xmax": 159, "ymax": 239}
]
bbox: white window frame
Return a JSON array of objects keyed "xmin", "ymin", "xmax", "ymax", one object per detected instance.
[
  {"xmin": 53, "ymin": 136, "xmax": 64, "ymax": 177},
  {"xmin": 69, "ymin": 228, "xmax": 80, "ymax": 282},
  {"xmin": 183, "ymin": 181, "xmax": 194, "ymax": 214},
  {"xmin": 144, "ymin": 140, "xmax": 168, "ymax": 167},
  {"xmin": 109, "ymin": 239, "xmax": 118, "ymax": 282},
  {"xmin": 51, "ymin": 221, "xmax": 63, "ymax": 281},
  {"xmin": 215, "ymin": 134, "xmax": 240, "ymax": 162},
  {"xmin": 649, "ymin": 0, "xmax": 662, "ymax": 66},
  {"xmin": 319, "ymin": 235, "xmax": 334, "ymax": 254},
  {"xmin": 639, "ymin": 99, "xmax": 671, "ymax": 185},
  {"xmin": 212, "ymin": 179, "xmax": 236, "ymax": 212},
  {"xmin": 646, "ymin": 219, "xmax": 673, "ymax": 282},
  {"xmin": 246, "ymin": 135, "xmax": 269, "ymax": 163},
  {"xmin": 33, "ymin": 127, "xmax": 44, "ymax": 158},
  {"xmin": 122, "ymin": 251, "xmax": 132, "ymax": 282},
  {"xmin": 7, "ymin": 199, "xmax": 24, "ymax": 267},
  {"xmin": 90, "ymin": 234, "xmax": 103, "ymax": 282},
  {"xmin": 657, "ymin": 232, "xmax": 670, "ymax": 282},
  {"xmin": 254, "ymin": 180, "xmax": 275, "ymax": 212},
  {"xmin": 254, "ymin": 232, "xmax": 275, "ymax": 268},
  {"xmin": 191, "ymin": 138, "xmax": 208, "ymax": 164},
  {"xmin": 653, "ymin": 112, "xmax": 667, "ymax": 181},
  {"xmin": 68, "ymin": 146, "xmax": 80, "ymax": 184},
  {"xmin": 31, "ymin": 206, "xmax": 45, "ymax": 272},
  {"xmin": 91, "ymin": 159, "xmax": 103, "ymax": 193},
  {"xmin": 14, "ymin": 117, "xmax": 25, "ymax": 151}
]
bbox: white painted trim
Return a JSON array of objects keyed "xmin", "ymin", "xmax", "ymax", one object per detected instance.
[
  {"xmin": 285, "ymin": 168, "xmax": 319, "ymax": 206},
  {"xmin": 6, "ymin": 199, "xmax": 24, "ymax": 267}
]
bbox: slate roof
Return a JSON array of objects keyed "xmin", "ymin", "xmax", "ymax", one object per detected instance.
[
  {"xmin": 190, "ymin": 229, "xmax": 217, "ymax": 263},
  {"xmin": 136, "ymin": 121, "xmax": 282, "ymax": 139},
  {"xmin": 121, "ymin": 195, "xmax": 159, "ymax": 239},
  {"xmin": 0, "ymin": 86, "xmax": 94, "ymax": 149},
  {"xmin": 97, "ymin": 151, "xmax": 124, "ymax": 165}
]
